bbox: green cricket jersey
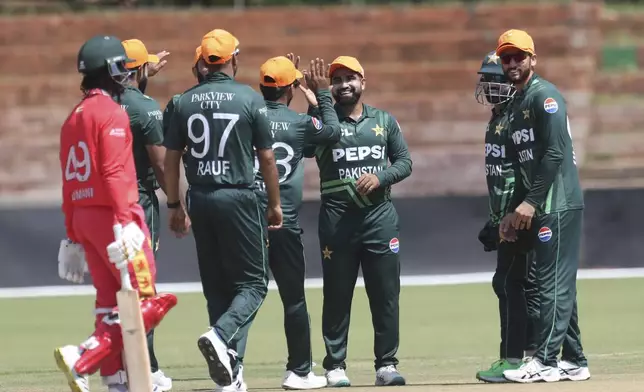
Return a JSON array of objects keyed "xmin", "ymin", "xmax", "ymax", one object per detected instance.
[
  {"xmin": 163, "ymin": 94, "xmax": 188, "ymax": 171},
  {"xmin": 162, "ymin": 94, "xmax": 181, "ymax": 137},
  {"xmin": 254, "ymin": 89, "xmax": 342, "ymax": 228},
  {"xmin": 485, "ymin": 105, "xmax": 515, "ymax": 225},
  {"xmin": 307, "ymin": 104, "xmax": 412, "ymax": 209},
  {"xmin": 164, "ymin": 72, "xmax": 273, "ymax": 187},
  {"xmin": 116, "ymin": 86, "xmax": 164, "ymax": 191},
  {"xmin": 507, "ymin": 74, "xmax": 583, "ymax": 215}
]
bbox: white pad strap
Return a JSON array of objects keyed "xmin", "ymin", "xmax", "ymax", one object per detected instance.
[
  {"xmin": 102, "ymin": 370, "xmax": 128, "ymax": 386},
  {"xmin": 94, "ymin": 307, "xmax": 113, "ymax": 315}
]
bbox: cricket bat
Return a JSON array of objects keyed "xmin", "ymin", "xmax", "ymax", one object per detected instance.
[{"xmin": 113, "ymin": 224, "xmax": 154, "ymax": 392}]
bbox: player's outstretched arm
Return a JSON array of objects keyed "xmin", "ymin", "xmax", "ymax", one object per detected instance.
[
  {"xmin": 251, "ymin": 93, "xmax": 282, "ymax": 229},
  {"xmin": 162, "ymin": 100, "xmax": 191, "ymax": 237},
  {"xmin": 376, "ymin": 116, "xmax": 413, "ymax": 187},
  {"xmin": 523, "ymin": 92, "xmax": 567, "ymax": 208},
  {"xmin": 303, "ymin": 58, "xmax": 342, "ymax": 145}
]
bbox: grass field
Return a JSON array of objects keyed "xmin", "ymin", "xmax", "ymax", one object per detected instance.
[{"xmin": 1, "ymin": 278, "xmax": 643, "ymax": 392}]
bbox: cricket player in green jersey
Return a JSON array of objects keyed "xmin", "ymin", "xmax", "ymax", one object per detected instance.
[
  {"xmin": 118, "ymin": 38, "xmax": 172, "ymax": 391},
  {"xmin": 163, "ymin": 46, "xmax": 208, "ymax": 176},
  {"xmin": 164, "ymin": 29, "xmax": 282, "ymax": 391},
  {"xmin": 494, "ymin": 30, "xmax": 590, "ymax": 384},
  {"xmin": 473, "ymin": 50, "xmax": 540, "ymax": 383},
  {"xmin": 254, "ymin": 55, "xmax": 342, "ymax": 390},
  {"xmin": 305, "ymin": 56, "xmax": 412, "ymax": 387}
]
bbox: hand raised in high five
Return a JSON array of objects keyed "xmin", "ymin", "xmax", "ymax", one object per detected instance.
[
  {"xmin": 303, "ymin": 58, "xmax": 329, "ymax": 92},
  {"xmin": 286, "ymin": 52, "xmax": 300, "ymax": 70},
  {"xmin": 287, "ymin": 53, "xmax": 318, "ymax": 106}
]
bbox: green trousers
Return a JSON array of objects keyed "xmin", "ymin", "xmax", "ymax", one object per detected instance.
[
  {"xmin": 493, "ymin": 243, "xmax": 540, "ymax": 360},
  {"xmin": 139, "ymin": 189, "xmax": 160, "ymax": 253},
  {"xmin": 268, "ymin": 226, "xmax": 313, "ymax": 376},
  {"xmin": 138, "ymin": 189, "xmax": 160, "ymax": 372},
  {"xmin": 532, "ymin": 209, "xmax": 587, "ymax": 367},
  {"xmin": 318, "ymin": 201, "xmax": 401, "ymax": 371},
  {"xmin": 188, "ymin": 186, "xmax": 269, "ymax": 376}
]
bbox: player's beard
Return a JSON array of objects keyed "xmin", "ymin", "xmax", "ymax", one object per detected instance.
[
  {"xmin": 505, "ymin": 65, "xmax": 531, "ymax": 85},
  {"xmin": 332, "ymin": 87, "xmax": 362, "ymax": 107}
]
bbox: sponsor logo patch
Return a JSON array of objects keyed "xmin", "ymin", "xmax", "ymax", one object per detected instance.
[
  {"xmin": 311, "ymin": 117, "xmax": 322, "ymax": 130},
  {"xmin": 109, "ymin": 128, "xmax": 126, "ymax": 137},
  {"xmin": 538, "ymin": 227, "xmax": 552, "ymax": 242},
  {"xmin": 389, "ymin": 237, "xmax": 400, "ymax": 253},
  {"xmin": 543, "ymin": 97, "xmax": 558, "ymax": 114}
]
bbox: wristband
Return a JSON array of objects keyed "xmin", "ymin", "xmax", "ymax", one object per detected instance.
[{"xmin": 167, "ymin": 201, "xmax": 181, "ymax": 209}]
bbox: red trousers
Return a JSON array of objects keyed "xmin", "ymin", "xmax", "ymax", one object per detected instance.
[{"xmin": 72, "ymin": 204, "xmax": 157, "ymax": 376}]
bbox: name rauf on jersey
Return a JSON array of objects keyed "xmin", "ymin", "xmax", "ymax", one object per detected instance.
[
  {"xmin": 197, "ymin": 160, "xmax": 230, "ymax": 177},
  {"xmin": 332, "ymin": 145, "xmax": 386, "ymax": 180},
  {"xmin": 190, "ymin": 92, "xmax": 236, "ymax": 109}
]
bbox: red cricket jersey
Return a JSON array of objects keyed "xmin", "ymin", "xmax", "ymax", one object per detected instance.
[{"xmin": 60, "ymin": 89, "xmax": 139, "ymax": 241}]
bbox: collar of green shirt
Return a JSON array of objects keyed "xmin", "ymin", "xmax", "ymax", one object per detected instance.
[
  {"xmin": 265, "ymin": 100, "xmax": 286, "ymax": 109},
  {"xmin": 517, "ymin": 73, "xmax": 539, "ymax": 96},
  {"xmin": 124, "ymin": 85, "xmax": 142, "ymax": 94},
  {"xmin": 205, "ymin": 72, "xmax": 233, "ymax": 82},
  {"xmin": 334, "ymin": 103, "xmax": 375, "ymax": 122}
]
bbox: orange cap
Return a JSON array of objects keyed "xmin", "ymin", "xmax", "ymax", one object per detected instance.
[
  {"xmin": 496, "ymin": 29, "xmax": 535, "ymax": 56},
  {"xmin": 201, "ymin": 29, "xmax": 239, "ymax": 65},
  {"xmin": 328, "ymin": 56, "xmax": 364, "ymax": 78},
  {"xmin": 121, "ymin": 39, "xmax": 159, "ymax": 69},
  {"xmin": 193, "ymin": 46, "xmax": 202, "ymax": 66},
  {"xmin": 259, "ymin": 56, "xmax": 303, "ymax": 87}
]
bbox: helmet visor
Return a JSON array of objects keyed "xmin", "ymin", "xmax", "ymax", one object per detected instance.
[{"xmin": 475, "ymin": 75, "xmax": 516, "ymax": 106}]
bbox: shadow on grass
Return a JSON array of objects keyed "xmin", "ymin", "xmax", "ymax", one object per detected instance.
[{"xmin": 188, "ymin": 380, "xmax": 483, "ymax": 391}]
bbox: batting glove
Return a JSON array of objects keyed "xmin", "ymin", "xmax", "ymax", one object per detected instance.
[
  {"xmin": 121, "ymin": 222, "xmax": 146, "ymax": 255},
  {"xmin": 106, "ymin": 240, "xmax": 129, "ymax": 270},
  {"xmin": 57, "ymin": 239, "xmax": 88, "ymax": 284}
]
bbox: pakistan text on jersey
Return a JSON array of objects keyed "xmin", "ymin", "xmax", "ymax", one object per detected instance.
[
  {"xmin": 517, "ymin": 149, "xmax": 534, "ymax": 163},
  {"xmin": 197, "ymin": 160, "xmax": 231, "ymax": 176},
  {"xmin": 339, "ymin": 166, "xmax": 385, "ymax": 180},
  {"xmin": 190, "ymin": 92, "xmax": 237, "ymax": 110},
  {"xmin": 71, "ymin": 187, "xmax": 94, "ymax": 201},
  {"xmin": 486, "ymin": 164, "xmax": 505, "ymax": 176}
]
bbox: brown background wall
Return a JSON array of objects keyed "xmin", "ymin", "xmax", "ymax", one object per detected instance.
[{"xmin": 1, "ymin": 2, "xmax": 639, "ymax": 204}]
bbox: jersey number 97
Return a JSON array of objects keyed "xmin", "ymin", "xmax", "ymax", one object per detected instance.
[{"xmin": 187, "ymin": 112, "xmax": 240, "ymax": 159}]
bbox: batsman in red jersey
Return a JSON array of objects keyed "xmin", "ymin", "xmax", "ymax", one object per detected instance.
[{"xmin": 53, "ymin": 35, "xmax": 177, "ymax": 392}]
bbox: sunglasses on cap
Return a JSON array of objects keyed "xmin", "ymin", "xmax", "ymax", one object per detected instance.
[{"xmin": 500, "ymin": 52, "xmax": 528, "ymax": 65}]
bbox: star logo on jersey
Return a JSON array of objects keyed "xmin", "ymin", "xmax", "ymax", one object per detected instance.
[
  {"xmin": 322, "ymin": 246, "xmax": 333, "ymax": 260},
  {"xmin": 136, "ymin": 259, "xmax": 147, "ymax": 273},
  {"xmin": 495, "ymin": 123, "xmax": 504, "ymax": 135},
  {"xmin": 523, "ymin": 109, "xmax": 530, "ymax": 119},
  {"xmin": 487, "ymin": 53, "xmax": 500, "ymax": 64},
  {"xmin": 372, "ymin": 124, "xmax": 385, "ymax": 136}
]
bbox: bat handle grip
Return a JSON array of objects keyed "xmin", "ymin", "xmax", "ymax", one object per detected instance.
[{"xmin": 113, "ymin": 224, "xmax": 134, "ymax": 291}]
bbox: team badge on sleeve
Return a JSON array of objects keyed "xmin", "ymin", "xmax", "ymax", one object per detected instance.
[
  {"xmin": 538, "ymin": 227, "xmax": 552, "ymax": 242},
  {"xmin": 311, "ymin": 117, "xmax": 322, "ymax": 130},
  {"xmin": 543, "ymin": 98, "xmax": 558, "ymax": 114},
  {"xmin": 389, "ymin": 238, "xmax": 400, "ymax": 253}
]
